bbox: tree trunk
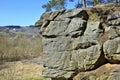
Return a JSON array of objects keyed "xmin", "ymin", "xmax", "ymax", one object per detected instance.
[
  {"xmin": 82, "ymin": 0, "xmax": 86, "ymax": 8},
  {"xmin": 116, "ymin": 0, "xmax": 120, "ymax": 2}
]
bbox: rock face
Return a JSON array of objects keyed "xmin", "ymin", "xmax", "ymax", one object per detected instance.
[{"xmin": 36, "ymin": 8, "xmax": 120, "ymax": 80}]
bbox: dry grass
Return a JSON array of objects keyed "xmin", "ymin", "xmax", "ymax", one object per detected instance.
[
  {"xmin": 0, "ymin": 33, "xmax": 43, "ymax": 62},
  {"xmin": 0, "ymin": 29, "xmax": 50, "ymax": 80},
  {"xmin": 85, "ymin": 3, "xmax": 120, "ymax": 22},
  {"xmin": 0, "ymin": 61, "xmax": 50, "ymax": 80}
]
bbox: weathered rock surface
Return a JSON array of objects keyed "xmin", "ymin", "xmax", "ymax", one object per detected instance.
[
  {"xmin": 74, "ymin": 63, "xmax": 120, "ymax": 80},
  {"xmin": 36, "ymin": 8, "xmax": 120, "ymax": 80}
]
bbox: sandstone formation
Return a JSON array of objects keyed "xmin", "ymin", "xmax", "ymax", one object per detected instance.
[{"xmin": 36, "ymin": 6, "xmax": 120, "ymax": 80}]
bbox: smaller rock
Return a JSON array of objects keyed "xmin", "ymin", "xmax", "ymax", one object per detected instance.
[
  {"xmin": 103, "ymin": 37, "xmax": 120, "ymax": 63},
  {"xmin": 66, "ymin": 18, "xmax": 87, "ymax": 37},
  {"xmin": 62, "ymin": 9, "xmax": 89, "ymax": 20},
  {"xmin": 108, "ymin": 18, "xmax": 120, "ymax": 26},
  {"xmin": 42, "ymin": 20, "xmax": 70, "ymax": 37},
  {"xmin": 107, "ymin": 26, "xmax": 119, "ymax": 39},
  {"xmin": 107, "ymin": 11, "xmax": 120, "ymax": 21},
  {"xmin": 70, "ymin": 45, "xmax": 102, "ymax": 71}
]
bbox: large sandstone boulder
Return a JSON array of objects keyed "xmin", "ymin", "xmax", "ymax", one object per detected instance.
[
  {"xmin": 40, "ymin": 9, "xmax": 91, "ymax": 79},
  {"xmin": 36, "ymin": 9, "xmax": 120, "ymax": 80}
]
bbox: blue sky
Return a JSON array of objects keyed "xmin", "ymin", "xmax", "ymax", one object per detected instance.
[{"xmin": 0, "ymin": 0, "xmax": 77, "ymax": 26}]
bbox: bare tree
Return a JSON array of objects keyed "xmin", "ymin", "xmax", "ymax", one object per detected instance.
[
  {"xmin": 82, "ymin": 0, "xmax": 86, "ymax": 8},
  {"xmin": 116, "ymin": 0, "xmax": 120, "ymax": 2}
]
